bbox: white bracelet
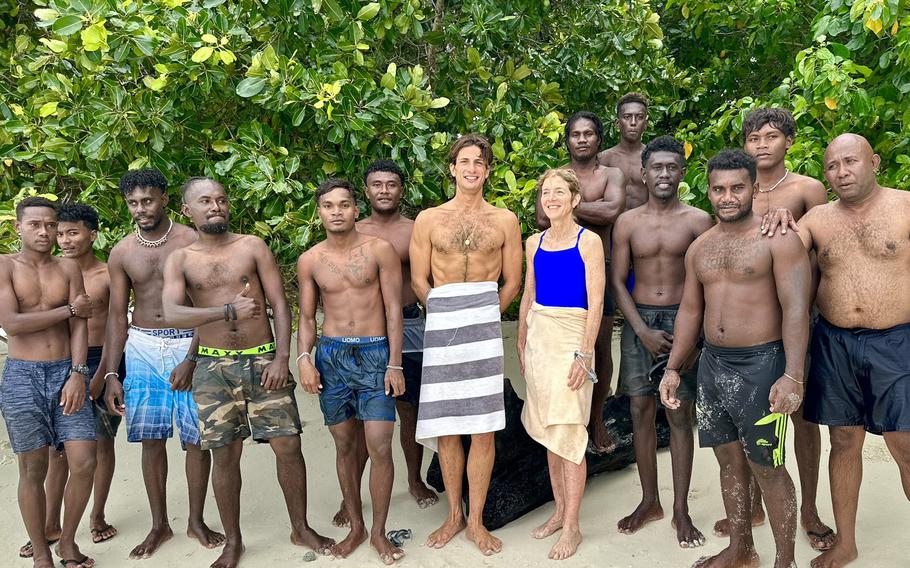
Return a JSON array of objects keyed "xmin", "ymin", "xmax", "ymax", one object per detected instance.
[
  {"xmin": 103, "ymin": 372, "xmax": 119, "ymax": 382},
  {"xmin": 295, "ymin": 352, "xmax": 311, "ymax": 365},
  {"xmin": 387, "ymin": 365, "xmax": 404, "ymax": 370}
]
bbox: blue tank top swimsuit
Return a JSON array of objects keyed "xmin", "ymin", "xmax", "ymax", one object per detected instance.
[{"xmin": 533, "ymin": 228, "xmax": 589, "ymax": 309}]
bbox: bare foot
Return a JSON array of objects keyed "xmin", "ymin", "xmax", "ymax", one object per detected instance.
[
  {"xmin": 187, "ymin": 522, "xmax": 226, "ymax": 549},
  {"xmin": 332, "ymin": 501, "xmax": 350, "ymax": 528},
  {"xmin": 409, "ymin": 480, "xmax": 439, "ymax": 509},
  {"xmin": 589, "ymin": 420, "xmax": 615, "ymax": 454},
  {"xmin": 802, "ymin": 512, "xmax": 836, "ymax": 552},
  {"xmin": 810, "ymin": 541, "xmax": 858, "ymax": 568},
  {"xmin": 210, "ymin": 542, "xmax": 244, "ymax": 568},
  {"xmin": 672, "ymin": 514, "xmax": 706, "ymax": 548},
  {"xmin": 331, "ymin": 525, "xmax": 367, "ymax": 558},
  {"xmin": 617, "ymin": 500, "xmax": 664, "ymax": 534},
  {"xmin": 291, "ymin": 526, "xmax": 335, "ymax": 555},
  {"xmin": 531, "ymin": 511, "xmax": 564, "ymax": 539},
  {"xmin": 129, "ymin": 525, "xmax": 174, "ymax": 559},
  {"xmin": 692, "ymin": 545, "xmax": 760, "ymax": 568},
  {"xmin": 19, "ymin": 534, "xmax": 60, "ymax": 559},
  {"xmin": 466, "ymin": 524, "xmax": 502, "ymax": 556},
  {"xmin": 426, "ymin": 517, "xmax": 466, "ymax": 548},
  {"xmin": 713, "ymin": 507, "xmax": 765, "ymax": 537},
  {"xmin": 32, "ymin": 557, "xmax": 56, "ymax": 568},
  {"xmin": 548, "ymin": 526, "xmax": 582, "ymax": 560},
  {"xmin": 371, "ymin": 533, "xmax": 405, "ymax": 565}
]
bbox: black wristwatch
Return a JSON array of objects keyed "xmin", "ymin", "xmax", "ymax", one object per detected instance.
[
  {"xmin": 185, "ymin": 353, "xmax": 199, "ymax": 363},
  {"xmin": 70, "ymin": 364, "xmax": 90, "ymax": 377}
]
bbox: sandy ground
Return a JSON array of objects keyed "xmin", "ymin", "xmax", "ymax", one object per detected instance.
[{"xmin": 2, "ymin": 324, "xmax": 908, "ymax": 567}]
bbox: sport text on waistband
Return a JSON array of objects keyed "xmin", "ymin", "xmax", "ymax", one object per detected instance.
[
  {"xmin": 198, "ymin": 342, "xmax": 277, "ymax": 357},
  {"xmin": 130, "ymin": 325, "xmax": 194, "ymax": 339}
]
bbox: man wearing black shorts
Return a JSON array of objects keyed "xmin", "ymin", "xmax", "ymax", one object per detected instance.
[
  {"xmin": 612, "ymin": 136, "xmax": 712, "ymax": 546},
  {"xmin": 537, "ymin": 112, "xmax": 625, "ymax": 452},
  {"xmin": 797, "ymin": 134, "xmax": 910, "ymax": 568},
  {"xmin": 660, "ymin": 150, "xmax": 811, "ymax": 568}
]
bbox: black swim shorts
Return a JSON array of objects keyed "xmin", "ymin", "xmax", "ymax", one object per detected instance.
[
  {"xmin": 804, "ymin": 317, "xmax": 910, "ymax": 434},
  {"xmin": 697, "ymin": 340, "xmax": 788, "ymax": 468}
]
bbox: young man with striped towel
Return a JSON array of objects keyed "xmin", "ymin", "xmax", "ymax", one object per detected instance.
[{"xmin": 409, "ymin": 133, "xmax": 523, "ymax": 556}]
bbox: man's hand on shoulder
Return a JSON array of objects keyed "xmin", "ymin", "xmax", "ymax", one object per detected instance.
[{"xmin": 761, "ymin": 207, "xmax": 799, "ymax": 237}]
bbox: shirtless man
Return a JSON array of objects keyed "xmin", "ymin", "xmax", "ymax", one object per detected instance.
[
  {"xmin": 162, "ymin": 177, "xmax": 333, "ymax": 568},
  {"xmin": 660, "ymin": 149, "xmax": 811, "ymax": 568},
  {"xmin": 611, "ymin": 136, "xmax": 712, "ymax": 546},
  {"xmin": 99, "ymin": 169, "xmax": 223, "ymax": 558},
  {"xmin": 297, "ymin": 178, "xmax": 405, "ymax": 564},
  {"xmin": 357, "ymin": 159, "xmax": 438, "ymax": 508},
  {"xmin": 714, "ymin": 107, "xmax": 835, "ymax": 550},
  {"xmin": 55, "ymin": 203, "xmax": 123, "ymax": 545},
  {"xmin": 0, "ymin": 197, "xmax": 96, "ymax": 568},
  {"xmin": 798, "ymin": 134, "xmax": 910, "ymax": 568},
  {"xmin": 537, "ymin": 112, "xmax": 625, "ymax": 452},
  {"xmin": 16, "ymin": 203, "xmax": 122, "ymax": 561},
  {"xmin": 598, "ymin": 92, "xmax": 650, "ymax": 210},
  {"xmin": 411, "ymin": 133, "xmax": 523, "ymax": 555}
]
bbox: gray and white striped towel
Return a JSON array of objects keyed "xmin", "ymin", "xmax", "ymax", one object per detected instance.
[{"xmin": 415, "ymin": 281, "xmax": 505, "ymax": 451}]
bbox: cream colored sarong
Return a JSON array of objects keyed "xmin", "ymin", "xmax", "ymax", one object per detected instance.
[{"xmin": 521, "ymin": 302, "xmax": 593, "ymax": 464}]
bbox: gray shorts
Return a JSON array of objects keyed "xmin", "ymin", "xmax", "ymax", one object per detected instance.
[
  {"xmin": 619, "ymin": 304, "xmax": 698, "ymax": 400},
  {"xmin": 0, "ymin": 357, "xmax": 96, "ymax": 454}
]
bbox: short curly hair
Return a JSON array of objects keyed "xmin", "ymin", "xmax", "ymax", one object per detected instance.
[
  {"xmin": 363, "ymin": 159, "xmax": 407, "ymax": 187},
  {"xmin": 641, "ymin": 135, "xmax": 685, "ymax": 167},
  {"xmin": 707, "ymin": 149, "xmax": 757, "ymax": 184},
  {"xmin": 57, "ymin": 202, "xmax": 99, "ymax": 231},
  {"xmin": 742, "ymin": 108, "xmax": 796, "ymax": 142},
  {"xmin": 448, "ymin": 133, "xmax": 493, "ymax": 168},
  {"xmin": 118, "ymin": 168, "xmax": 167, "ymax": 197}
]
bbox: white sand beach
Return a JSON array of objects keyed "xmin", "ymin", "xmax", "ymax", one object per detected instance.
[{"xmin": 2, "ymin": 325, "xmax": 907, "ymax": 567}]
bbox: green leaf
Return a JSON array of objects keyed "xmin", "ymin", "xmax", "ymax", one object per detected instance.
[
  {"xmin": 321, "ymin": 0, "xmax": 344, "ymax": 21},
  {"xmin": 201, "ymin": 33, "xmax": 218, "ymax": 44},
  {"xmin": 79, "ymin": 132, "xmax": 108, "ymax": 158},
  {"xmin": 203, "ymin": 0, "xmax": 227, "ymax": 6},
  {"xmin": 429, "ymin": 97, "xmax": 449, "ymax": 109},
  {"xmin": 356, "ymin": 2, "xmax": 381, "ymax": 21},
  {"xmin": 39, "ymin": 101, "xmax": 59, "ymax": 117},
  {"xmin": 496, "ymin": 81, "xmax": 508, "ymax": 101},
  {"xmin": 34, "ymin": 8, "xmax": 60, "ymax": 21},
  {"xmin": 52, "ymin": 15, "xmax": 83, "ymax": 36},
  {"xmin": 511, "ymin": 64, "xmax": 532, "ymax": 81},
  {"xmin": 191, "ymin": 46, "xmax": 214, "ymax": 63},
  {"xmin": 80, "ymin": 21, "xmax": 108, "ymax": 52},
  {"xmin": 236, "ymin": 77, "xmax": 267, "ymax": 97},
  {"xmin": 40, "ymin": 38, "xmax": 68, "ymax": 53},
  {"xmin": 504, "ymin": 170, "xmax": 517, "ymax": 191},
  {"xmin": 380, "ymin": 72, "xmax": 396, "ymax": 90}
]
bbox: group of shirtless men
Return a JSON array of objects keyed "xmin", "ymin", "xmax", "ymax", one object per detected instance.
[{"xmin": 1, "ymin": 93, "xmax": 908, "ymax": 568}]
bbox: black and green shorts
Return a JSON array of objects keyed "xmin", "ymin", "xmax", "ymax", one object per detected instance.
[{"xmin": 697, "ymin": 340, "xmax": 788, "ymax": 468}]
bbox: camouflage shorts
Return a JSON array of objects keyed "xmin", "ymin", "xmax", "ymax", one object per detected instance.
[{"xmin": 192, "ymin": 352, "xmax": 302, "ymax": 451}]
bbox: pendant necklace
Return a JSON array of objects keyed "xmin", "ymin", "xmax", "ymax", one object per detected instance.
[{"xmin": 135, "ymin": 218, "xmax": 174, "ymax": 248}]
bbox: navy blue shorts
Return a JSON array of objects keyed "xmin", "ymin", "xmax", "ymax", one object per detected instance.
[
  {"xmin": 805, "ymin": 318, "xmax": 910, "ymax": 434},
  {"xmin": 0, "ymin": 357, "xmax": 96, "ymax": 454},
  {"xmin": 315, "ymin": 336, "xmax": 396, "ymax": 426}
]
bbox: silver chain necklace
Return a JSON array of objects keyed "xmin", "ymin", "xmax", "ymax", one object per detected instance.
[
  {"xmin": 135, "ymin": 218, "xmax": 173, "ymax": 248},
  {"xmin": 757, "ymin": 170, "xmax": 789, "ymax": 194}
]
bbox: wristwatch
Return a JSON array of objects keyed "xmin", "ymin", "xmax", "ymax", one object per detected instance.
[{"xmin": 70, "ymin": 364, "xmax": 90, "ymax": 377}]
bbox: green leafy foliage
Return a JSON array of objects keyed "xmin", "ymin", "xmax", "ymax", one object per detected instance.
[{"xmin": 1, "ymin": 0, "xmax": 907, "ymax": 263}]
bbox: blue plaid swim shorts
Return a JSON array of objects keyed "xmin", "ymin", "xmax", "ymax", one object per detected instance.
[{"xmin": 124, "ymin": 327, "xmax": 200, "ymax": 446}]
